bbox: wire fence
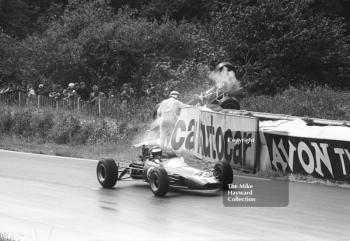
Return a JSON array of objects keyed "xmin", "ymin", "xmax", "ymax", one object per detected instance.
[{"xmin": 0, "ymin": 92, "xmax": 154, "ymax": 123}]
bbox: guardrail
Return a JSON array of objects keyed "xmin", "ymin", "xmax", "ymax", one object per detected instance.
[
  {"xmin": 0, "ymin": 92, "xmax": 154, "ymax": 122},
  {"xmin": 221, "ymin": 109, "xmax": 350, "ymax": 127}
]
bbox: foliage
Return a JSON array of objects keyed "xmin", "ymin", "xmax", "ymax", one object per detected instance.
[
  {"xmin": 11, "ymin": 110, "xmax": 33, "ymax": 137},
  {"xmin": 1, "ymin": 0, "xmax": 350, "ymax": 96},
  {"xmin": 30, "ymin": 111, "xmax": 55, "ymax": 139},
  {"xmin": 140, "ymin": 0, "xmax": 221, "ymax": 22},
  {"xmin": 209, "ymin": 0, "xmax": 350, "ymax": 94},
  {"xmin": 49, "ymin": 114, "xmax": 81, "ymax": 144},
  {"xmin": 0, "ymin": 106, "xmax": 135, "ymax": 144},
  {"xmin": 0, "ymin": 233, "xmax": 17, "ymax": 241},
  {"xmin": 16, "ymin": 1, "xmax": 220, "ymax": 93},
  {"xmin": 0, "ymin": 108, "xmax": 12, "ymax": 133},
  {"xmin": 0, "ymin": 30, "xmax": 22, "ymax": 84},
  {"xmin": 0, "ymin": 0, "xmax": 67, "ymax": 38},
  {"xmin": 241, "ymin": 86, "xmax": 350, "ymax": 120}
]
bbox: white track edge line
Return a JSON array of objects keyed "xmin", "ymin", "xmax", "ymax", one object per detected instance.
[{"xmin": 0, "ymin": 149, "xmax": 98, "ymax": 162}]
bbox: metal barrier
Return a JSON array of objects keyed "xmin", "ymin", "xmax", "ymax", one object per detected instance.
[{"xmin": 0, "ymin": 92, "xmax": 153, "ymax": 122}]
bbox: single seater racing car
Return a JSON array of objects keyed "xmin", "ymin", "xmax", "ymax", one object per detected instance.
[{"xmin": 96, "ymin": 146, "xmax": 234, "ymax": 197}]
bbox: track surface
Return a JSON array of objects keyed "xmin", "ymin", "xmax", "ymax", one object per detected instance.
[{"xmin": 0, "ymin": 150, "xmax": 350, "ymax": 241}]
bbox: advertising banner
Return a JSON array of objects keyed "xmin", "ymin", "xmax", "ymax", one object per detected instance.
[
  {"xmin": 170, "ymin": 107, "xmax": 259, "ymax": 171},
  {"xmin": 264, "ymin": 132, "xmax": 350, "ymax": 182}
]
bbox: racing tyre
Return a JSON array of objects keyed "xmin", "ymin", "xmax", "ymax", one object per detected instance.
[
  {"xmin": 149, "ymin": 167, "xmax": 169, "ymax": 197},
  {"xmin": 96, "ymin": 158, "xmax": 118, "ymax": 188},
  {"xmin": 213, "ymin": 161, "xmax": 234, "ymax": 190}
]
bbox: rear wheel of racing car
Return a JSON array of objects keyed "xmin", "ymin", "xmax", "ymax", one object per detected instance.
[
  {"xmin": 213, "ymin": 161, "xmax": 234, "ymax": 190},
  {"xmin": 149, "ymin": 167, "xmax": 169, "ymax": 197},
  {"xmin": 96, "ymin": 158, "xmax": 118, "ymax": 188}
]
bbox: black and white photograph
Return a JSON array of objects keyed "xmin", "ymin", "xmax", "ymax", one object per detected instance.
[{"xmin": 0, "ymin": 0, "xmax": 350, "ymax": 240}]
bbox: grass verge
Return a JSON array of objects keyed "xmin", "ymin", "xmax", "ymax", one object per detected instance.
[
  {"xmin": 241, "ymin": 86, "xmax": 350, "ymax": 121},
  {"xmin": 0, "ymin": 234, "xmax": 16, "ymax": 241},
  {"xmin": 0, "ymin": 135, "xmax": 140, "ymax": 161}
]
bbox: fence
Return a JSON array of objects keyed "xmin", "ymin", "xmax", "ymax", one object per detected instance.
[{"xmin": 0, "ymin": 92, "xmax": 154, "ymax": 122}]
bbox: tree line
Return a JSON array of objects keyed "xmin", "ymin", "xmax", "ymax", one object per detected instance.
[{"xmin": 0, "ymin": 0, "xmax": 349, "ymax": 96}]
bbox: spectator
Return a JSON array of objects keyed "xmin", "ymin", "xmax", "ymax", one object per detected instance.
[
  {"xmin": 107, "ymin": 90, "xmax": 113, "ymax": 99},
  {"xmin": 120, "ymin": 83, "xmax": 134, "ymax": 107},
  {"xmin": 2, "ymin": 83, "xmax": 14, "ymax": 94},
  {"xmin": 37, "ymin": 84, "xmax": 47, "ymax": 96},
  {"xmin": 18, "ymin": 80, "xmax": 27, "ymax": 94},
  {"xmin": 89, "ymin": 85, "xmax": 101, "ymax": 104},
  {"xmin": 76, "ymin": 81, "xmax": 90, "ymax": 101},
  {"xmin": 99, "ymin": 92, "xmax": 107, "ymax": 99},
  {"xmin": 64, "ymin": 83, "xmax": 77, "ymax": 100},
  {"xmin": 74, "ymin": 82, "xmax": 79, "ymax": 90},
  {"xmin": 27, "ymin": 84, "xmax": 36, "ymax": 96},
  {"xmin": 49, "ymin": 84, "xmax": 63, "ymax": 101}
]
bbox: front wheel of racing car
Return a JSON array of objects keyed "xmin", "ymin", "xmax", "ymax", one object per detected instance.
[
  {"xmin": 96, "ymin": 158, "xmax": 118, "ymax": 188},
  {"xmin": 213, "ymin": 161, "xmax": 234, "ymax": 190},
  {"xmin": 149, "ymin": 167, "xmax": 169, "ymax": 197}
]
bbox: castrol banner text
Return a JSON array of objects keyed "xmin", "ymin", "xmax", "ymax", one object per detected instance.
[{"xmin": 169, "ymin": 107, "xmax": 259, "ymax": 171}]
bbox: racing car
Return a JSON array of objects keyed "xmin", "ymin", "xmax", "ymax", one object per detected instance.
[{"xmin": 96, "ymin": 146, "xmax": 234, "ymax": 197}]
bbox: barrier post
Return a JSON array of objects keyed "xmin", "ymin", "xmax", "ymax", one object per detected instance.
[
  {"xmin": 18, "ymin": 92, "xmax": 22, "ymax": 107},
  {"xmin": 253, "ymin": 117, "xmax": 260, "ymax": 173},
  {"xmin": 98, "ymin": 99, "xmax": 101, "ymax": 117},
  {"xmin": 77, "ymin": 97, "xmax": 80, "ymax": 113}
]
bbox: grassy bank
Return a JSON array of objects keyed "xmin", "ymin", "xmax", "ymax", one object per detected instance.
[
  {"xmin": 241, "ymin": 86, "xmax": 350, "ymax": 121},
  {"xmin": 0, "ymin": 234, "xmax": 16, "ymax": 241},
  {"xmin": 0, "ymin": 106, "xmax": 148, "ymax": 146},
  {"xmin": 0, "ymin": 135, "xmax": 140, "ymax": 161}
]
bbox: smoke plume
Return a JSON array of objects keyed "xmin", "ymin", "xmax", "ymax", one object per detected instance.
[{"xmin": 208, "ymin": 67, "xmax": 242, "ymax": 94}]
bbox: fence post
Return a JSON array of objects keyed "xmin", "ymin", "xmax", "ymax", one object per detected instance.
[
  {"xmin": 77, "ymin": 97, "xmax": 80, "ymax": 113},
  {"xmin": 18, "ymin": 92, "xmax": 22, "ymax": 107},
  {"xmin": 37, "ymin": 95, "xmax": 40, "ymax": 108},
  {"xmin": 56, "ymin": 101, "xmax": 58, "ymax": 110},
  {"xmin": 98, "ymin": 99, "xmax": 101, "ymax": 117}
]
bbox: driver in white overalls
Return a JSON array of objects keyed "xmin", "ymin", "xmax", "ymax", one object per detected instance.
[{"xmin": 157, "ymin": 91, "xmax": 185, "ymax": 148}]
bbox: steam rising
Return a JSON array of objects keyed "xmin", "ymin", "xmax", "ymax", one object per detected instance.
[
  {"xmin": 133, "ymin": 66, "xmax": 242, "ymax": 147},
  {"xmin": 132, "ymin": 119, "xmax": 160, "ymax": 147},
  {"xmin": 208, "ymin": 66, "xmax": 242, "ymax": 94}
]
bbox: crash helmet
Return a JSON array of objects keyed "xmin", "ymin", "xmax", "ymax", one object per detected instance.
[
  {"xmin": 169, "ymin": 90, "xmax": 180, "ymax": 99},
  {"xmin": 150, "ymin": 146, "xmax": 162, "ymax": 159},
  {"xmin": 215, "ymin": 62, "xmax": 235, "ymax": 72}
]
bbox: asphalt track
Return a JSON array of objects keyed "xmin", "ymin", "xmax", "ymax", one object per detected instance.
[{"xmin": 0, "ymin": 150, "xmax": 350, "ymax": 241}]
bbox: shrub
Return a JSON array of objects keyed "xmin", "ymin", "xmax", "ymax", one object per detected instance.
[
  {"xmin": 49, "ymin": 114, "xmax": 81, "ymax": 144},
  {"xmin": 86, "ymin": 118, "xmax": 122, "ymax": 144},
  {"xmin": 0, "ymin": 106, "xmax": 141, "ymax": 144},
  {"xmin": 30, "ymin": 111, "xmax": 55, "ymax": 139},
  {"xmin": 0, "ymin": 108, "xmax": 13, "ymax": 134},
  {"xmin": 209, "ymin": 0, "xmax": 350, "ymax": 94},
  {"xmin": 11, "ymin": 110, "xmax": 33, "ymax": 137},
  {"xmin": 19, "ymin": 2, "xmax": 221, "ymax": 96}
]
